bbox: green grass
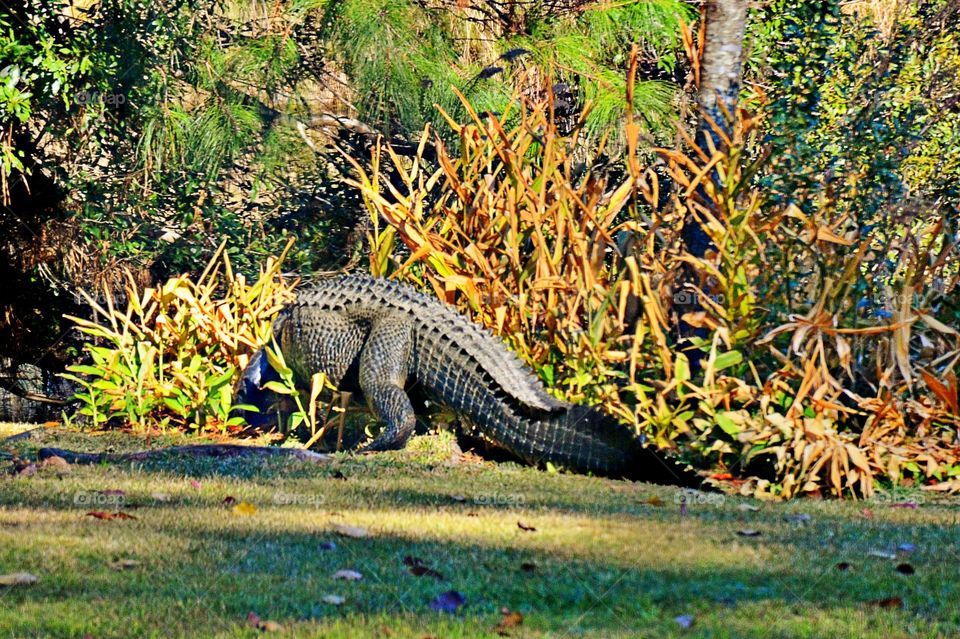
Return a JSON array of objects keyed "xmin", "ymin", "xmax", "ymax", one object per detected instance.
[{"xmin": 0, "ymin": 423, "xmax": 958, "ymax": 638}]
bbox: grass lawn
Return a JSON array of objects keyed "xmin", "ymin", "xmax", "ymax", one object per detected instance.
[{"xmin": 0, "ymin": 422, "xmax": 958, "ymax": 638}]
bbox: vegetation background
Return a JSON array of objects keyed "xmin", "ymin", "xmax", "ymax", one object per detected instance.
[{"xmin": 1, "ymin": 0, "xmax": 958, "ymax": 498}]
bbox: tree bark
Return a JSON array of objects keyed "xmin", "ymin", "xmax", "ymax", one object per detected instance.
[{"xmin": 679, "ymin": 0, "xmax": 749, "ymax": 373}]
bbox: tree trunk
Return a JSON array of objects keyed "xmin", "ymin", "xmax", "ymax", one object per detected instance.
[{"xmin": 679, "ymin": 0, "xmax": 749, "ymax": 373}]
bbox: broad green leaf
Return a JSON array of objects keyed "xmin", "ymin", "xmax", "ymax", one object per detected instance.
[
  {"xmin": 713, "ymin": 350, "xmax": 743, "ymax": 372},
  {"xmin": 715, "ymin": 412, "xmax": 740, "ymax": 436}
]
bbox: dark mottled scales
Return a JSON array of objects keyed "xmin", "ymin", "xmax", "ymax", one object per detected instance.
[{"xmin": 255, "ymin": 274, "xmax": 679, "ymax": 479}]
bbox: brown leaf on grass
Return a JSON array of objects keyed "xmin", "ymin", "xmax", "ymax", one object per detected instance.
[
  {"xmin": 109, "ymin": 559, "xmax": 140, "ymax": 571},
  {"xmin": 13, "ymin": 462, "xmax": 36, "ymax": 477},
  {"xmin": 409, "ymin": 565, "xmax": 444, "ymax": 579},
  {"xmin": 222, "ymin": 496, "xmax": 237, "ymax": 506},
  {"xmin": 0, "ymin": 572, "xmax": 38, "ymax": 586},
  {"xmin": 517, "ymin": 521, "xmax": 536, "ymax": 532},
  {"xmin": 404, "ymin": 556, "xmax": 444, "ymax": 580},
  {"xmin": 869, "ymin": 597, "xmax": 903, "ymax": 609},
  {"xmin": 644, "ymin": 496, "xmax": 664, "ymax": 506},
  {"xmin": 495, "ymin": 608, "xmax": 524, "ymax": 634},
  {"xmin": 332, "ymin": 524, "xmax": 369, "ymax": 538},
  {"xmin": 39, "ymin": 456, "xmax": 71, "ymax": 473},
  {"xmin": 247, "ymin": 611, "xmax": 284, "ymax": 632},
  {"xmin": 86, "ymin": 511, "xmax": 137, "ymax": 521}
]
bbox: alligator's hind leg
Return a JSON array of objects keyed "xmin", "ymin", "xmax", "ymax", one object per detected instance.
[{"xmin": 356, "ymin": 315, "xmax": 417, "ymax": 452}]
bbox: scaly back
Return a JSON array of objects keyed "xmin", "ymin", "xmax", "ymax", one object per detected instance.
[{"xmin": 294, "ymin": 274, "xmax": 567, "ymax": 413}]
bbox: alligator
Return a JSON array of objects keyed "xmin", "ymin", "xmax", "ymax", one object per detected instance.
[{"xmin": 240, "ymin": 274, "xmax": 694, "ymax": 483}]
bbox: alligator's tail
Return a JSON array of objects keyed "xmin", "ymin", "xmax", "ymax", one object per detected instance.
[{"xmin": 507, "ymin": 404, "xmax": 699, "ymax": 485}]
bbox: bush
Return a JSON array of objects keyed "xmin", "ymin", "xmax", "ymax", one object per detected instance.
[{"xmin": 63, "ymin": 241, "xmax": 296, "ymax": 433}]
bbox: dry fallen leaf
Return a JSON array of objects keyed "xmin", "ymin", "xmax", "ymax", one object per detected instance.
[
  {"xmin": 644, "ymin": 496, "xmax": 664, "ymax": 507},
  {"xmin": 495, "ymin": 608, "xmax": 524, "ymax": 634},
  {"xmin": 0, "ymin": 572, "xmax": 38, "ymax": 586},
  {"xmin": 869, "ymin": 597, "xmax": 903, "ymax": 609},
  {"xmin": 517, "ymin": 521, "xmax": 537, "ymax": 532},
  {"xmin": 86, "ymin": 511, "xmax": 137, "ymax": 521},
  {"xmin": 246, "ymin": 611, "xmax": 283, "ymax": 632},
  {"xmin": 39, "ymin": 456, "xmax": 70, "ymax": 473},
  {"xmin": 333, "ymin": 569, "xmax": 363, "ymax": 581},
  {"xmin": 332, "ymin": 524, "xmax": 369, "ymax": 538},
  {"xmin": 14, "ymin": 463, "xmax": 37, "ymax": 477},
  {"xmin": 404, "ymin": 556, "xmax": 444, "ymax": 580}
]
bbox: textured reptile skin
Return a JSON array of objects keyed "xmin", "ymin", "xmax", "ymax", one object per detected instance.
[{"xmin": 251, "ymin": 274, "xmax": 683, "ymax": 479}]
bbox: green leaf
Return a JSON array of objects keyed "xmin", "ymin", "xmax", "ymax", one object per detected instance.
[
  {"xmin": 263, "ymin": 380, "xmax": 296, "ymax": 395},
  {"xmin": 207, "ymin": 367, "xmax": 236, "ymax": 389},
  {"xmin": 264, "ymin": 345, "xmax": 293, "ymax": 378},
  {"xmin": 713, "ymin": 350, "xmax": 743, "ymax": 372},
  {"xmin": 288, "ymin": 412, "xmax": 306, "ymax": 429},
  {"xmin": 66, "ymin": 364, "xmax": 105, "ymax": 376},
  {"xmin": 230, "ymin": 403, "xmax": 260, "ymax": 413},
  {"xmin": 715, "ymin": 412, "xmax": 740, "ymax": 437},
  {"xmin": 674, "ymin": 353, "xmax": 690, "ymax": 384},
  {"xmin": 163, "ymin": 397, "xmax": 187, "ymax": 416}
]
